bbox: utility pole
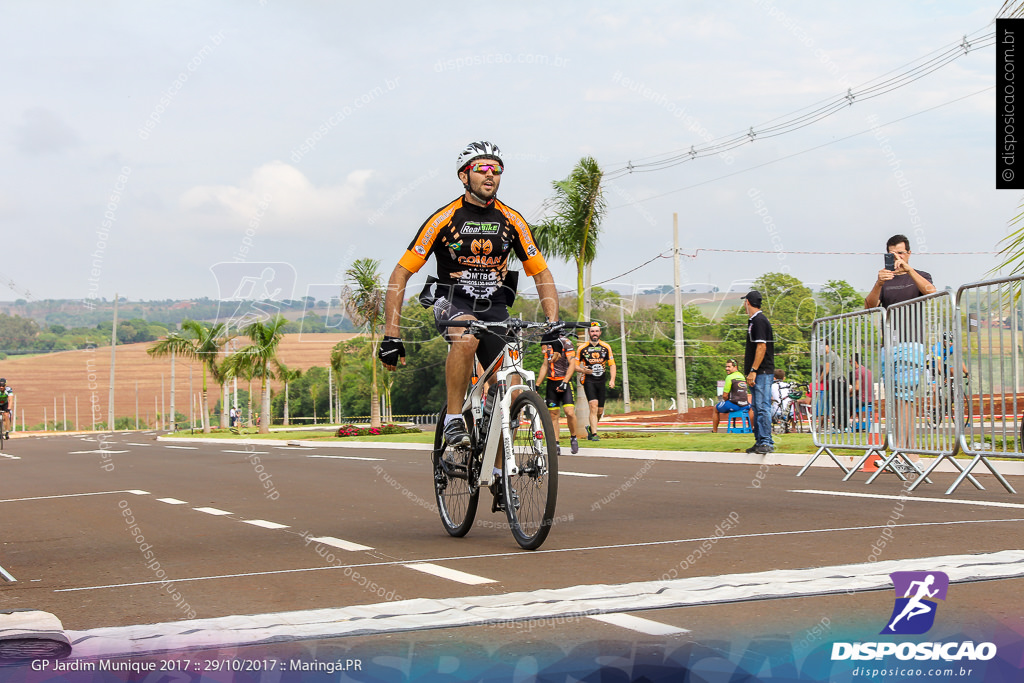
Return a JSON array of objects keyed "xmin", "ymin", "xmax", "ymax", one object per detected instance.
[
  {"xmin": 619, "ymin": 303, "xmax": 631, "ymax": 413},
  {"xmin": 108, "ymin": 293, "xmax": 119, "ymax": 429},
  {"xmin": 170, "ymin": 348, "xmax": 176, "ymax": 431},
  {"xmin": 673, "ymin": 215, "xmax": 688, "ymax": 413}
]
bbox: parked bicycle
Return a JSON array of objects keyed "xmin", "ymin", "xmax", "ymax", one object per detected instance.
[
  {"xmin": 432, "ymin": 319, "xmax": 587, "ymax": 550},
  {"xmin": 771, "ymin": 381, "xmax": 805, "ymax": 434}
]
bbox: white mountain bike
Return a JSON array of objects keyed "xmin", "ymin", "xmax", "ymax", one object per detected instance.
[{"xmin": 432, "ymin": 319, "xmax": 585, "ymax": 550}]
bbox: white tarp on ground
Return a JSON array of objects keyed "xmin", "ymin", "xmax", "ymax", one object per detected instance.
[
  {"xmin": 0, "ymin": 609, "xmax": 72, "ymax": 659},
  {"xmin": 67, "ymin": 549, "xmax": 1024, "ymax": 659}
]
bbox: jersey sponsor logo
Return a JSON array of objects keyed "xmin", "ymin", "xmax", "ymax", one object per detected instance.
[
  {"xmin": 457, "ymin": 254, "xmax": 504, "ymax": 267},
  {"xmin": 527, "ymin": 245, "xmax": 538, "ymax": 257},
  {"xmin": 414, "ymin": 245, "xmax": 426, "ymax": 256},
  {"xmin": 460, "ymin": 221, "xmax": 500, "ymax": 235},
  {"xmin": 470, "ymin": 239, "xmax": 493, "ymax": 255}
]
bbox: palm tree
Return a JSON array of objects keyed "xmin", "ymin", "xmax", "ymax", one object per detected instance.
[
  {"xmin": 223, "ymin": 315, "xmax": 288, "ymax": 434},
  {"xmin": 148, "ymin": 320, "xmax": 227, "ymax": 433},
  {"xmin": 278, "ymin": 363, "xmax": 303, "ymax": 426},
  {"xmin": 532, "ymin": 156, "xmax": 607, "ymax": 320},
  {"xmin": 341, "ymin": 258, "xmax": 385, "ymax": 428}
]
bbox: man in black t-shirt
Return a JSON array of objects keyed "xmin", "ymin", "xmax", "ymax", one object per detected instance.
[
  {"xmin": 864, "ymin": 234, "xmax": 935, "ymax": 310},
  {"xmin": 742, "ymin": 291, "xmax": 775, "ymax": 454}
]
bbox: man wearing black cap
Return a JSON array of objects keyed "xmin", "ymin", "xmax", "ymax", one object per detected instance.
[{"xmin": 743, "ymin": 291, "xmax": 775, "ymax": 454}]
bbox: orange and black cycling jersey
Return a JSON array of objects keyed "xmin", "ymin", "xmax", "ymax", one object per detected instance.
[
  {"xmin": 577, "ymin": 341, "xmax": 615, "ymax": 383},
  {"xmin": 543, "ymin": 338, "xmax": 575, "ymax": 381},
  {"xmin": 398, "ymin": 196, "xmax": 547, "ymax": 306}
]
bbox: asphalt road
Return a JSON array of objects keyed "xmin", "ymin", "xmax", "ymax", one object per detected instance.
[{"xmin": 1, "ymin": 433, "xmax": 1022, "ymax": 681}]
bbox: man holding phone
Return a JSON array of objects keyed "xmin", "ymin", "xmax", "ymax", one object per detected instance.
[{"xmin": 864, "ymin": 234, "xmax": 935, "ymax": 309}]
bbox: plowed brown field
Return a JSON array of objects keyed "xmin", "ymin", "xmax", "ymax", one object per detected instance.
[{"xmin": 0, "ymin": 333, "xmax": 358, "ymax": 429}]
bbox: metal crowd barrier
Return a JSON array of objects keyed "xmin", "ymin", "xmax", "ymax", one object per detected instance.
[
  {"xmin": 797, "ymin": 308, "xmax": 886, "ymax": 478},
  {"xmin": 799, "ymin": 282, "xmax": 1020, "ymax": 495}
]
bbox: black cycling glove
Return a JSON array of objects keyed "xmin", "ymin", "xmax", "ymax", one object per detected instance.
[
  {"xmin": 541, "ymin": 320, "xmax": 566, "ymax": 348},
  {"xmin": 557, "ymin": 381, "xmax": 570, "ymax": 394},
  {"xmin": 378, "ymin": 336, "xmax": 406, "ymax": 366}
]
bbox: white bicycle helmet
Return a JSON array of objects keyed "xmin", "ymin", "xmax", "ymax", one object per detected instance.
[{"xmin": 456, "ymin": 141, "xmax": 503, "ymax": 175}]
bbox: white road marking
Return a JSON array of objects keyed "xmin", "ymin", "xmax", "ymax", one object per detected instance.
[
  {"xmin": 307, "ymin": 455, "xmax": 385, "ymax": 461},
  {"xmin": 243, "ymin": 520, "xmax": 289, "ymax": 530},
  {"xmin": 308, "ymin": 536, "xmax": 373, "ymax": 552},
  {"xmin": 560, "ymin": 471, "xmax": 607, "ymax": 478},
  {"xmin": 402, "ymin": 563, "xmax": 496, "ymax": 585},
  {"xmin": 193, "ymin": 507, "xmax": 232, "ymax": 516},
  {"xmin": 0, "ymin": 490, "xmax": 145, "ymax": 503},
  {"xmin": 0, "ymin": 453, "xmax": 20, "ymax": 460},
  {"xmin": 791, "ymin": 489, "xmax": 1024, "ymax": 509},
  {"xmin": 54, "ymin": 517, "xmax": 1024, "ymax": 592},
  {"xmin": 156, "ymin": 498, "xmax": 188, "ymax": 505},
  {"xmin": 222, "ymin": 450, "xmax": 268, "ymax": 454},
  {"xmin": 125, "ymin": 443, "xmax": 151, "ymax": 447},
  {"xmin": 126, "ymin": 490, "xmax": 149, "ymax": 496},
  {"xmin": 587, "ymin": 613, "xmax": 689, "ymax": 635},
  {"xmin": 65, "ymin": 549, "xmax": 1024, "ymax": 659},
  {"xmin": 68, "ymin": 450, "xmax": 130, "ymax": 455},
  {"xmin": 163, "ymin": 445, "xmax": 198, "ymax": 450}
]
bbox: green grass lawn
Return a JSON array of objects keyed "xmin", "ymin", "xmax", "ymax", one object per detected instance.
[{"xmin": 165, "ymin": 426, "xmax": 825, "ymax": 453}]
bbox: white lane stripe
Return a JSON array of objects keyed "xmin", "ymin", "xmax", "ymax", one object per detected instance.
[
  {"xmin": 68, "ymin": 450, "xmax": 130, "ymax": 455},
  {"xmin": 222, "ymin": 450, "xmax": 268, "ymax": 454},
  {"xmin": 561, "ymin": 471, "xmax": 607, "ymax": 478},
  {"xmin": 54, "ymin": 517, "xmax": 1024, "ymax": 592},
  {"xmin": 0, "ymin": 490, "xmax": 145, "ymax": 503},
  {"xmin": 0, "ymin": 453, "xmax": 19, "ymax": 460},
  {"xmin": 157, "ymin": 498, "xmax": 188, "ymax": 505},
  {"xmin": 791, "ymin": 489, "xmax": 1024, "ymax": 509},
  {"xmin": 125, "ymin": 443, "xmax": 151, "ymax": 447},
  {"xmin": 242, "ymin": 520, "xmax": 289, "ymax": 530},
  {"xmin": 193, "ymin": 507, "xmax": 232, "ymax": 516},
  {"xmin": 402, "ymin": 563, "xmax": 496, "ymax": 585},
  {"xmin": 308, "ymin": 536, "xmax": 374, "ymax": 552},
  {"xmin": 0, "ymin": 565, "xmax": 16, "ymax": 582},
  {"xmin": 65, "ymin": 550, "xmax": 1024, "ymax": 659},
  {"xmin": 307, "ymin": 455, "xmax": 385, "ymax": 461},
  {"xmin": 126, "ymin": 490, "xmax": 150, "ymax": 496},
  {"xmin": 164, "ymin": 445, "xmax": 198, "ymax": 450},
  {"xmin": 587, "ymin": 613, "xmax": 689, "ymax": 635}
]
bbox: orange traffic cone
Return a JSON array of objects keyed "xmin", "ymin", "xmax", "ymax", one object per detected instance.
[{"xmin": 860, "ymin": 452, "xmax": 883, "ymax": 472}]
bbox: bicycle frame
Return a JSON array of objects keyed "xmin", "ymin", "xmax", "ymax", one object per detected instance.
[{"xmin": 461, "ymin": 334, "xmax": 537, "ymax": 488}]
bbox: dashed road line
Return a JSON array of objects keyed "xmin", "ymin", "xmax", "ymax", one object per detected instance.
[
  {"xmin": 402, "ymin": 563, "xmax": 496, "ymax": 585},
  {"xmin": 587, "ymin": 613, "xmax": 689, "ymax": 635},
  {"xmin": 222, "ymin": 450, "xmax": 268, "ymax": 454},
  {"xmin": 0, "ymin": 490, "xmax": 146, "ymax": 503},
  {"xmin": 308, "ymin": 455, "xmax": 385, "ymax": 461},
  {"xmin": 243, "ymin": 520, "xmax": 289, "ymax": 530},
  {"xmin": 561, "ymin": 471, "xmax": 607, "ymax": 478},
  {"xmin": 308, "ymin": 536, "xmax": 374, "ymax": 552},
  {"xmin": 193, "ymin": 507, "xmax": 233, "ymax": 516},
  {"xmin": 157, "ymin": 498, "xmax": 189, "ymax": 505},
  {"xmin": 68, "ymin": 450, "xmax": 130, "ymax": 455},
  {"xmin": 163, "ymin": 445, "xmax": 198, "ymax": 450}
]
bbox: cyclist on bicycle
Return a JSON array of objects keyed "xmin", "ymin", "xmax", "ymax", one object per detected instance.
[
  {"xmin": 0, "ymin": 378, "xmax": 12, "ymax": 438},
  {"xmin": 379, "ymin": 141, "xmax": 560, "ymax": 447}
]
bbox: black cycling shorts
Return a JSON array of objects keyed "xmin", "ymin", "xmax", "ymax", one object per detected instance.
[
  {"xmin": 434, "ymin": 296, "xmax": 509, "ymax": 371},
  {"xmin": 582, "ymin": 379, "xmax": 607, "ymax": 407},
  {"xmin": 545, "ymin": 379, "xmax": 574, "ymax": 408}
]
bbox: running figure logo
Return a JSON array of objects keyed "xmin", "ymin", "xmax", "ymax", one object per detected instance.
[{"xmin": 880, "ymin": 571, "xmax": 949, "ymax": 635}]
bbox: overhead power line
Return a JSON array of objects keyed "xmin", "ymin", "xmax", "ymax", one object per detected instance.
[{"xmin": 603, "ymin": 27, "xmax": 994, "ymax": 180}]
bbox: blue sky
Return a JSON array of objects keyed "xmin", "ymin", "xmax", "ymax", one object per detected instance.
[{"xmin": 0, "ymin": 1, "xmax": 1013, "ymax": 305}]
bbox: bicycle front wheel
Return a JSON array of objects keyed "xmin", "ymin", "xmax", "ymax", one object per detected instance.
[
  {"xmin": 432, "ymin": 403, "xmax": 479, "ymax": 537},
  {"xmin": 504, "ymin": 391, "xmax": 558, "ymax": 550}
]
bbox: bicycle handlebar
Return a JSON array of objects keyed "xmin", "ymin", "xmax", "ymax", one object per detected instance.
[{"xmin": 436, "ymin": 319, "xmax": 592, "ymax": 331}]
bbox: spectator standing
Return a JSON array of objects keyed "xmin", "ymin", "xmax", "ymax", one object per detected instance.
[{"xmin": 742, "ymin": 291, "xmax": 775, "ymax": 454}]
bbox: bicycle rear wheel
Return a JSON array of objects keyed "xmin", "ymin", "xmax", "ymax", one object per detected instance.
[
  {"xmin": 503, "ymin": 391, "xmax": 558, "ymax": 550},
  {"xmin": 432, "ymin": 403, "xmax": 479, "ymax": 537}
]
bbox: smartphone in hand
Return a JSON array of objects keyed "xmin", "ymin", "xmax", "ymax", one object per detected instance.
[{"xmin": 884, "ymin": 253, "xmax": 895, "ymax": 271}]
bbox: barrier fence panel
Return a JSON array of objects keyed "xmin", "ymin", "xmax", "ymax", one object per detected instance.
[
  {"xmin": 948, "ymin": 278, "xmax": 1020, "ymax": 495},
  {"xmin": 797, "ymin": 308, "xmax": 885, "ymax": 478},
  {"xmin": 877, "ymin": 290, "xmax": 968, "ymax": 488}
]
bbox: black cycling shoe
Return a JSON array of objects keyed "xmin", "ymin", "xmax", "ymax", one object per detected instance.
[
  {"xmin": 443, "ymin": 418, "xmax": 471, "ymax": 448},
  {"xmin": 490, "ymin": 477, "xmax": 505, "ymax": 513}
]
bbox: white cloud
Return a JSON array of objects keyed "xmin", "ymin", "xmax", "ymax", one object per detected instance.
[{"xmin": 180, "ymin": 162, "xmax": 373, "ymax": 232}]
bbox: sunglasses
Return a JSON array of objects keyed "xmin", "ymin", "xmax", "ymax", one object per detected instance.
[{"xmin": 470, "ymin": 163, "xmax": 503, "ymax": 175}]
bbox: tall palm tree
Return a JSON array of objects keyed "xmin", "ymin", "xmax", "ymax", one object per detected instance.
[
  {"xmin": 532, "ymin": 156, "xmax": 607, "ymax": 320},
  {"xmin": 225, "ymin": 315, "xmax": 288, "ymax": 434},
  {"xmin": 148, "ymin": 320, "xmax": 227, "ymax": 433},
  {"xmin": 341, "ymin": 258, "xmax": 385, "ymax": 428},
  {"xmin": 278, "ymin": 363, "xmax": 303, "ymax": 426}
]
